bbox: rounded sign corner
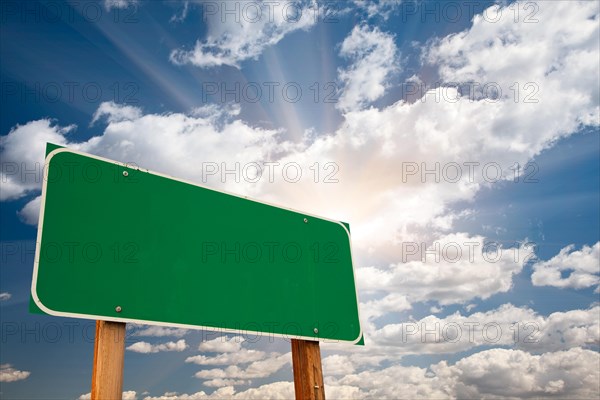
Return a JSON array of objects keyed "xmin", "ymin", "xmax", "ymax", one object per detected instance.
[
  {"xmin": 45, "ymin": 147, "xmax": 73, "ymax": 164},
  {"xmin": 31, "ymin": 284, "xmax": 62, "ymax": 317},
  {"xmin": 348, "ymin": 325, "xmax": 364, "ymax": 345},
  {"xmin": 334, "ymin": 220, "xmax": 352, "ymax": 240}
]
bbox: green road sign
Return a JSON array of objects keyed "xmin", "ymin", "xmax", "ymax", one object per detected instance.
[{"xmin": 31, "ymin": 144, "xmax": 362, "ymax": 344}]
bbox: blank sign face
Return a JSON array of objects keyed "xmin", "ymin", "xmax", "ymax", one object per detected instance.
[{"xmin": 32, "ymin": 145, "xmax": 362, "ymax": 344}]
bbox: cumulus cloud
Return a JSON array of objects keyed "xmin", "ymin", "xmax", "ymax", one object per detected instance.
[
  {"xmin": 425, "ymin": 1, "xmax": 599, "ymax": 127},
  {"xmin": 198, "ymin": 336, "xmax": 246, "ymax": 353},
  {"xmin": 532, "ymin": 242, "xmax": 600, "ymax": 290},
  {"xmin": 0, "ymin": 364, "xmax": 30, "ymax": 382},
  {"xmin": 263, "ymin": 2, "xmax": 598, "ymax": 255},
  {"xmin": 430, "ymin": 305, "xmax": 443, "ymax": 314},
  {"xmin": 322, "ymin": 354, "xmax": 356, "ymax": 376},
  {"xmin": 449, "ymin": 348, "xmax": 599, "ymax": 399},
  {"xmin": 203, "ymin": 379, "xmax": 249, "ymax": 388},
  {"xmin": 188, "ymin": 338, "xmax": 289, "ymax": 387},
  {"xmin": 0, "ymin": 119, "xmax": 72, "ymax": 201},
  {"xmin": 194, "ymin": 352, "xmax": 290, "ymax": 380},
  {"xmin": 327, "ymin": 347, "xmax": 600, "ymax": 399},
  {"xmin": 126, "ymin": 339, "xmax": 188, "ymax": 354},
  {"xmin": 357, "ymin": 233, "xmax": 533, "ymax": 307},
  {"xmin": 146, "ymin": 348, "xmax": 600, "ymax": 399},
  {"xmin": 78, "ymin": 390, "xmax": 137, "ymax": 400},
  {"xmin": 170, "ymin": 0, "xmax": 317, "ymax": 68},
  {"xmin": 143, "ymin": 382, "xmax": 293, "ymax": 400},
  {"xmin": 0, "ymin": 292, "xmax": 11, "ymax": 301},
  {"xmin": 124, "ymin": 392, "xmax": 139, "ymax": 400},
  {"xmin": 186, "ymin": 349, "xmax": 267, "ymax": 366},
  {"xmin": 17, "ymin": 195, "xmax": 41, "ymax": 225},
  {"xmin": 91, "ymin": 101, "xmax": 143, "ymax": 125},
  {"xmin": 370, "ymin": 304, "xmax": 600, "ymax": 355},
  {"xmin": 169, "ymin": 0, "xmax": 190, "ymax": 23},
  {"xmin": 0, "ymin": 102, "xmax": 287, "ymax": 210},
  {"xmin": 337, "ymin": 25, "xmax": 399, "ymax": 111},
  {"xmin": 351, "ymin": 0, "xmax": 401, "ymax": 20},
  {"xmin": 103, "ymin": 0, "xmax": 137, "ymax": 11},
  {"xmin": 360, "ymin": 292, "xmax": 411, "ymax": 324},
  {"xmin": 130, "ymin": 325, "xmax": 189, "ymax": 338}
]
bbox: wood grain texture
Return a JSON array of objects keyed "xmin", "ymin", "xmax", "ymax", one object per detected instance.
[
  {"xmin": 91, "ymin": 321, "xmax": 126, "ymax": 400},
  {"xmin": 291, "ymin": 339, "xmax": 325, "ymax": 400}
]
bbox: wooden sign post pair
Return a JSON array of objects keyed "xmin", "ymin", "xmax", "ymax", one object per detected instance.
[{"xmin": 91, "ymin": 321, "xmax": 325, "ymax": 400}]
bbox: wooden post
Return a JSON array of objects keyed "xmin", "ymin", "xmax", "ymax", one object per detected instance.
[
  {"xmin": 291, "ymin": 339, "xmax": 325, "ymax": 400},
  {"xmin": 91, "ymin": 321, "xmax": 126, "ymax": 400}
]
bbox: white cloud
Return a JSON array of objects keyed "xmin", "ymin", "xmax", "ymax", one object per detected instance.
[
  {"xmin": 124, "ymin": 392, "xmax": 139, "ymax": 400},
  {"xmin": 370, "ymin": 304, "xmax": 600, "ymax": 355},
  {"xmin": 145, "ymin": 348, "xmax": 600, "ymax": 399},
  {"xmin": 0, "ymin": 292, "xmax": 11, "ymax": 301},
  {"xmin": 357, "ymin": 233, "xmax": 533, "ymax": 306},
  {"xmin": 130, "ymin": 325, "xmax": 189, "ymax": 338},
  {"xmin": 449, "ymin": 348, "xmax": 599, "ymax": 399},
  {"xmin": 103, "ymin": 0, "xmax": 137, "ymax": 11},
  {"xmin": 228, "ymin": 382, "xmax": 293, "ymax": 399},
  {"xmin": 143, "ymin": 382, "xmax": 293, "ymax": 400},
  {"xmin": 326, "ymin": 363, "xmax": 452, "ymax": 399},
  {"xmin": 261, "ymin": 2, "xmax": 597, "ymax": 256},
  {"xmin": 322, "ymin": 354, "xmax": 356, "ymax": 376},
  {"xmin": 198, "ymin": 336, "xmax": 246, "ymax": 353},
  {"xmin": 326, "ymin": 347, "xmax": 600, "ymax": 399},
  {"xmin": 190, "ymin": 103, "xmax": 241, "ymax": 119},
  {"xmin": 194, "ymin": 352, "xmax": 290, "ymax": 380},
  {"xmin": 337, "ymin": 25, "xmax": 399, "ymax": 111},
  {"xmin": 430, "ymin": 306, "xmax": 443, "ymax": 314},
  {"xmin": 189, "ymin": 338, "xmax": 287, "ymax": 387},
  {"xmin": 0, "ymin": 103, "xmax": 287, "ymax": 215},
  {"xmin": 360, "ymin": 293, "xmax": 411, "ymax": 324},
  {"xmin": 186, "ymin": 349, "xmax": 267, "ymax": 366},
  {"xmin": 0, "ymin": 364, "xmax": 30, "ymax": 382},
  {"xmin": 91, "ymin": 101, "xmax": 143, "ymax": 125},
  {"xmin": 170, "ymin": 0, "xmax": 317, "ymax": 68},
  {"xmin": 532, "ymin": 242, "xmax": 600, "ymax": 290},
  {"xmin": 126, "ymin": 339, "xmax": 188, "ymax": 354},
  {"xmin": 203, "ymin": 379, "xmax": 249, "ymax": 388},
  {"xmin": 465, "ymin": 304, "xmax": 477, "ymax": 312},
  {"xmin": 79, "ymin": 391, "xmax": 137, "ymax": 400},
  {"xmin": 0, "ymin": 120, "xmax": 72, "ymax": 201},
  {"xmin": 17, "ymin": 195, "xmax": 41, "ymax": 225},
  {"xmin": 524, "ymin": 306, "xmax": 600, "ymax": 353},
  {"xmin": 170, "ymin": 0, "xmax": 190, "ymax": 23},
  {"xmin": 352, "ymin": 0, "xmax": 401, "ymax": 19},
  {"xmin": 425, "ymin": 0, "xmax": 599, "ymax": 127}
]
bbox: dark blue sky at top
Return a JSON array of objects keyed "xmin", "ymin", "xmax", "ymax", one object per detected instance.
[{"xmin": 0, "ymin": 0, "xmax": 496, "ymax": 132}]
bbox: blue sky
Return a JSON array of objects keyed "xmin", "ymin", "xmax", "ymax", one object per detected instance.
[{"xmin": 1, "ymin": 0, "xmax": 599, "ymax": 398}]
